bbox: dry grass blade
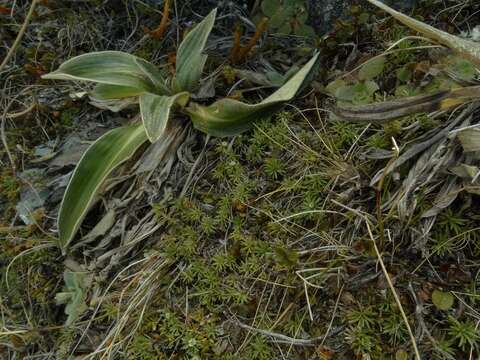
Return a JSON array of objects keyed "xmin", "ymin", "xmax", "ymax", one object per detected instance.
[
  {"xmin": 367, "ymin": 0, "xmax": 480, "ymax": 66},
  {"xmin": 335, "ymin": 86, "xmax": 480, "ymax": 123},
  {"xmin": 0, "ymin": 0, "xmax": 39, "ymax": 73},
  {"xmin": 365, "ymin": 222, "xmax": 421, "ymax": 360}
]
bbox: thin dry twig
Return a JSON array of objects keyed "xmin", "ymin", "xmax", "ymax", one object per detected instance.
[
  {"xmin": 0, "ymin": 0, "xmax": 39, "ymax": 74},
  {"xmin": 236, "ymin": 321, "xmax": 343, "ymax": 346},
  {"xmin": 366, "ymin": 222, "xmax": 421, "ymax": 360}
]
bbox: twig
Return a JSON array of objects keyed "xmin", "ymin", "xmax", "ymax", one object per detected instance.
[
  {"xmin": 236, "ymin": 321, "xmax": 343, "ymax": 346},
  {"xmin": 0, "ymin": 0, "xmax": 39, "ymax": 74},
  {"xmin": 229, "ymin": 23, "xmax": 243, "ymax": 64},
  {"xmin": 231, "ymin": 17, "xmax": 269, "ymax": 64},
  {"xmin": 145, "ymin": 0, "xmax": 170, "ymax": 40},
  {"xmin": 320, "ymin": 284, "xmax": 344, "ymax": 347},
  {"xmin": 5, "ymin": 101, "xmax": 37, "ymax": 119}
]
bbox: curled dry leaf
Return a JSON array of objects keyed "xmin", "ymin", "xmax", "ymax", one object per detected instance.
[{"xmin": 335, "ymin": 86, "xmax": 480, "ymax": 123}]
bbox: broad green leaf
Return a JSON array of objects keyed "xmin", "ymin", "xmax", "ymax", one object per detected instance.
[
  {"xmin": 134, "ymin": 58, "xmax": 171, "ymax": 95},
  {"xmin": 358, "ymin": 56, "xmax": 386, "ymax": 81},
  {"xmin": 187, "ymin": 53, "xmax": 319, "ymax": 136},
  {"xmin": 91, "ymin": 84, "xmax": 146, "ymax": 100},
  {"xmin": 140, "ymin": 92, "xmax": 189, "ymax": 143},
  {"xmin": 58, "ymin": 124, "xmax": 148, "ymax": 251},
  {"xmin": 325, "ymin": 79, "xmax": 347, "ymax": 95},
  {"xmin": 432, "ymin": 289, "xmax": 454, "ymax": 311},
  {"xmin": 334, "ymin": 81, "xmax": 379, "ymax": 105},
  {"xmin": 174, "ymin": 9, "xmax": 217, "ymax": 92},
  {"xmin": 367, "ymin": 0, "xmax": 480, "ymax": 66},
  {"xmin": 42, "ymin": 51, "xmax": 169, "ymax": 96}
]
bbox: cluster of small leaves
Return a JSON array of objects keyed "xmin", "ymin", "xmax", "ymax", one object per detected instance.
[
  {"xmin": 345, "ymin": 301, "xmax": 409, "ymax": 358},
  {"xmin": 257, "ymin": 0, "xmax": 315, "ymax": 36}
]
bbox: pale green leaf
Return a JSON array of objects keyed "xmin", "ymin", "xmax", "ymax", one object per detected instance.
[
  {"xmin": 174, "ymin": 9, "xmax": 217, "ymax": 92},
  {"xmin": 458, "ymin": 128, "xmax": 480, "ymax": 152},
  {"xmin": 450, "ymin": 164, "xmax": 479, "ymax": 179},
  {"xmin": 140, "ymin": 92, "xmax": 189, "ymax": 143},
  {"xmin": 187, "ymin": 53, "xmax": 319, "ymax": 136},
  {"xmin": 58, "ymin": 124, "xmax": 148, "ymax": 251},
  {"xmin": 91, "ymin": 84, "xmax": 146, "ymax": 100},
  {"xmin": 358, "ymin": 56, "xmax": 386, "ymax": 80},
  {"xmin": 334, "ymin": 81, "xmax": 379, "ymax": 105},
  {"xmin": 367, "ymin": 0, "xmax": 480, "ymax": 66},
  {"xmin": 55, "ymin": 271, "xmax": 91, "ymax": 326},
  {"xmin": 42, "ymin": 51, "xmax": 169, "ymax": 96},
  {"xmin": 432, "ymin": 289, "xmax": 454, "ymax": 311},
  {"xmin": 325, "ymin": 79, "xmax": 347, "ymax": 95},
  {"xmin": 134, "ymin": 58, "xmax": 171, "ymax": 95}
]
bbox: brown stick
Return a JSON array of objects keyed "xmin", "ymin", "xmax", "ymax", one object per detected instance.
[
  {"xmin": 236, "ymin": 17, "xmax": 269, "ymax": 63},
  {"xmin": 147, "ymin": 0, "xmax": 170, "ymax": 40},
  {"xmin": 229, "ymin": 23, "xmax": 243, "ymax": 64}
]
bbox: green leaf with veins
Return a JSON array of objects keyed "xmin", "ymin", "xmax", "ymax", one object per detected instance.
[
  {"xmin": 58, "ymin": 124, "xmax": 148, "ymax": 250},
  {"xmin": 174, "ymin": 8, "xmax": 217, "ymax": 92},
  {"xmin": 139, "ymin": 92, "xmax": 189, "ymax": 143},
  {"xmin": 187, "ymin": 53, "xmax": 319, "ymax": 136},
  {"xmin": 42, "ymin": 51, "xmax": 170, "ymax": 96}
]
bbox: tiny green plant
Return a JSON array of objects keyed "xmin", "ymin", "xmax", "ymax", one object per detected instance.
[
  {"xmin": 258, "ymin": 0, "xmax": 315, "ymax": 37},
  {"xmin": 42, "ymin": 8, "xmax": 319, "ymax": 252}
]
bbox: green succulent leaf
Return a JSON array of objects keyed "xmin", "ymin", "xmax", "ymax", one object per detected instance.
[
  {"xmin": 367, "ymin": 0, "xmax": 480, "ymax": 67},
  {"xmin": 58, "ymin": 124, "xmax": 148, "ymax": 251},
  {"xmin": 432, "ymin": 289, "xmax": 454, "ymax": 311},
  {"xmin": 42, "ymin": 51, "xmax": 169, "ymax": 96},
  {"xmin": 187, "ymin": 52, "xmax": 319, "ymax": 136},
  {"xmin": 174, "ymin": 8, "xmax": 217, "ymax": 92},
  {"xmin": 140, "ymin": 92, "xmax": 189, "ymax": 143},
  {"xmin": 358, "ymin": 56, "xmax": 386, "ymax": 81}
]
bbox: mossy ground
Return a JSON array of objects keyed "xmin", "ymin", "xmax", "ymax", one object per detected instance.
[{"xmin": 1, "ymin": 1, "xmax": 480, "ymax": 359}]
